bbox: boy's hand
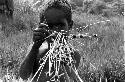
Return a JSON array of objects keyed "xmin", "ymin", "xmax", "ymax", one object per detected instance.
[{"xmin": 33, "ymin": 23, "xmax": 51, "ymax": 47}]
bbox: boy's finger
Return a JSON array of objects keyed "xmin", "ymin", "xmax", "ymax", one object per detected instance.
[
  {"xmin": 33, "ymin": 36, "xmax": 45, "ymax": 42},
  {"xmin": 34, "ymin": 31, "xmax": 47, "ymax": 35},
  {"xmin": 33, "ymin": 34, "xmax": 46, "ymax": 39},
  {"xmin": 39, "ymin": 23, "xmax": 48, "ymax": 27},
  {"xmin": 39, "ymin": 23, "xmax": 49, "ymax": 30},
  {"xmin": 33, "ymin": 29, "xmax": 47, "ymax": 34}
]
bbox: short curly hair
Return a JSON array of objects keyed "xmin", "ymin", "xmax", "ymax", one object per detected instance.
[{"xmin": 40, "ymin": 0, "xmax": 72, "ymax": 24}]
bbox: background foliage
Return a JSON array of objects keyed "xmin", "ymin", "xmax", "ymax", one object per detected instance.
[{"xmin": 0, "ymin": 0, "xmax": 124, "ymax": 81}]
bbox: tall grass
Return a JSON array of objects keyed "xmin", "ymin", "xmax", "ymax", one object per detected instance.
[
  {"xmin": 71, "ymin": 11, "xmax": 124, "ymax": 81},
  {"xmin": 0, "ymin": 0, "xmax": 37, "ymax": 79},
  {"xmin": 0, "ymin": 0, "xmax": 124, "ymax": 82}
]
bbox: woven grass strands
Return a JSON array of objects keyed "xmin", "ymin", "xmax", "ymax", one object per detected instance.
[{"xmin": 29, "ymin": 30, "xmax": 98, "ymax": 82}]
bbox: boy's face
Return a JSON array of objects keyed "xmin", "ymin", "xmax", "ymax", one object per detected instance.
[{"xmin": 44, "ymin": 8, "xmax": 72, "ymax": 36}]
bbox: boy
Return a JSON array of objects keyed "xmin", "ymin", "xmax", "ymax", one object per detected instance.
[{"xmin": 19, "ymin": 0, "xmax": 82, "ymax": 82}]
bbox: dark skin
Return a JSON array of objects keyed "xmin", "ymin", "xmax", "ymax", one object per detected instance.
[{"xmin": 19, "ymin": 8, "xmax": 81, "ymax": 82}]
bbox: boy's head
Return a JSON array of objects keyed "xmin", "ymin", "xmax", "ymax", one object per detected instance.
[{"xmin": 40, "ymin": 0, "xmax": 73, "ymax": 35}]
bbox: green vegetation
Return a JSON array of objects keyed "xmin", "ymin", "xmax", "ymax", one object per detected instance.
[{"xmin": 0, "ymin": 0, "xmax": 124, "ymax": 81}]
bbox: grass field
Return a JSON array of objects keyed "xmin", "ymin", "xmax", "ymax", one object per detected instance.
[{"xmin": 0, "ymin": 0, "xmax": 124, "ymax": 82}]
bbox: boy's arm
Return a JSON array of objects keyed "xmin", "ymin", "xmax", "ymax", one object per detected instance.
[
  {"xmin": 19, "ymin": 23, "xmax": 50, "ymax": 80},
  {"xmin": 19, "ymin": 43, "xmax": 39, "ymax": 80}
]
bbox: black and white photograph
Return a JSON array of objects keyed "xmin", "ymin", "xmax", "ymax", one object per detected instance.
[{"xmin": 0, "ymin": 0, "xmax": 124, "ymax": 82}]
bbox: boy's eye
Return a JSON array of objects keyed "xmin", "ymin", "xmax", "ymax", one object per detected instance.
[
  {"xmin": 55, "ymin": 23, "xmax": 65, "ymax": 27},
  {"xmin": 48, "ymin": 23, "xmax": 65, "ymax": 29},
  {"xmin": 59, "ymin": 23, "xmax": 65, "ymax": 26}
]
